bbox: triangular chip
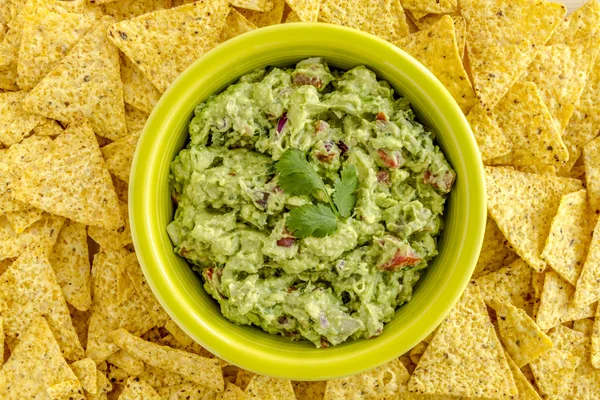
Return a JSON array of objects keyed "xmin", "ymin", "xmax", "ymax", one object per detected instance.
[
  {"xmin": 0, "ymin": 212, "xmax": 64, "ymax": 261},
  {"xmin": 22, "ymin": 16, "xmax": 127, "ymax": 140},
  {"xmin": 491, "ymin": 81, "xmax": 568, "ymax": 166},
  {"xmin": 125, "ymin": 104, "xmax": 149, "ymax": 134},
  {"xmin": 460, "ymin": 0, "xmax": 566, "ymax": 108},
  {"xmin": 70, "ymin": 358, "xmax": 98, "ymax": 395},
  {"xmin": 232, "ymin": 0, "xmax": 274, "ymax": 11},
  {"xmin": 12, "ymin": 117, "xmax": 123, "ymax": 230},
  {"xmin": 120, "ymin": 53, "xmax": 162, "ymax": 115},
  {"xmin": 220, "ymin": 8, "xmax": 257, "ymax": 42},
  {"xmin": 101, "ymin": 130, "xmax": 140, "ymax": 183},
  {"xmin": 473, "ymin": 217, "xmax": 518, "ymax": 279},
  {"xmin": 49, "ymin": 219, "xmax": 91, "ymax": 311},
  {"xmin": 88, "ymin": 200, "xmax": 132, "ymax": 251},
  {"xmin": 466, "ymin": 104, "xmax": 512, "ymax": 163},
  {"xmin": 5, "ymin": 207, "xmax": 43, "ymax": 234},
  {"xmin": 138, "ymin": 364, "xmax": 189, "ymax": 388},
  {"xmin": 505, "ymin": 353, "xmax": 542, "ymax": 400},
  {"xmin": 573, "ymin": 318, "xmax": 595, "ymax": 336},
  {"xmin": 530, "ymin": 337, "xmax": 581, "ymax": 398},
  {"xmin": 120, "ymin": 376, "xmax": 161, "ymax": 400},
  {"xmin": 286, "ymin": 0, "xmax": 319, "ymax": 22},
  {"xmin": 238, "ymin": 0, "xmax": 286, "ymax": 27},
  {"xmin": 292, "ymin": 381, "xmax": 327, "ymax": 400},
  {"xmin": 485, "ymin": 166, "xmax": 583, "ymax": 272},
  {"xmin": 109, "ymin": 328, "xmax": 224, "ymax": 390},
  {"xmin": 156, "ymin": 382, "xmax": 216, "ymax": 399},
  {"xmin": 106, "ymin": 350, "xmax": 145, "ymax": 376},
  {"xmin": 541, "ymin": 189, "xmax": 593, "ymax": 285},
  {"xmin": 0, "ymin": 91, "xmax": 49, "ymax": 146},
  {"xmin": 46, "ymin": 379, "xmax": 85, "ymax": 399},
  {"xmin": 32, "ymin": 119, "xmax": 63, "ymax": 136},
  {"xmin": 0, "ymin": 317, "xmax": 83, "ymax": 399},
  {"xmin": 395, "ymin": 16, "xmax": 477, "ymax": 114},
  {"xmin": 407, "ymin": 284, "xmax": 517, "ymax": 397},
  {"xmin": 537, "ymin": 270, "xmax": 596, "ymax": 330},
  {"xmin": 490, "ymin": 300, "xmax": 552, "ymax": 367},
  {"xmin": 126, "ymin": 253, "xmax": 170, "ymax": 327},
  {"xmin": 476, "ymin": 258, "xmax": 533, "ymax": 316},
  {"xmin": 584, "ymin": 136, "xmax": 600, "ymax": 213},
  {"xmin": 549, "ymin": 0, "xmax": 600, "ymax": 45},
  {"xmin": 101, "ymin": 0, "xmax": 171, "ymax": 22},
  {"xmin": 245, "ymin": 375, "xmax": 297, "ymax": 400},
  {"xmin": 107, "ymin": 1, "xmax": 229, "ymax": 92},
  {"xmin": 17, "ymin": 8, "xmax": 95, "ymax": 90},
  {"xmin": 520, "ymin": 39, "xmax": 598, "ymax": 135},
  {"xmin": 575, "ymin": 215, "xmax": 600, "ymax": 307},
  {"xmin": 401, "ymin": 0, "xmax": 456, "ymax": 14}
]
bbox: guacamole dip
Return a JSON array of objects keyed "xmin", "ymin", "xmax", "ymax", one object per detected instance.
[{"xmin": 167, "ymin": 58, "xmax": 455, "ymax": 347}]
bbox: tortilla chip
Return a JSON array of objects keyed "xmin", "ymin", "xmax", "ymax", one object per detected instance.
[
  {"xmin": 573, "ymin": 318, "xmax": 595, "ymax": 337},
  {"xmin": 541, "ymin": 190, "xmax": 593, "ymax": 286},
  {"xmin": 156, "ymin": 382, "xmax": 218, "ymax": 399},
  {"xmin": 537, "ymin": 270, "xmax": 596, "ymax": 330},
  {"xmin": 126, "ymin": 255, "xmax": 170, "ymax": 327},
  {"xmin": 106, "ymin": 350, "xmax": 145, "ymax": 376},
  {"xmin": 232, "ymin": 0, "xmax": 274, "ymax": 11},
  {"xmin": 0, "ymin": 212, "xmax": 63, "ymax": 261},
  {"xmin": 237, "ymin": 0, "xmax": 285, "ymax": 27},
  {"xmin": 220, "ymin": 8, "xmax": 257, "ymax": 42},
  {"xmin": 406, "ymin": 9, "xmax": 428, "ymax": 21},
  {"xmin": 5, "ymin": 207, "xmax": 44, "ymax": 234},
  {"xmin": 120, "ymin": 54, "xmax": 162, "ymax": 115},
  {"xmin": 120, "ymin": 376, "xmax": 161, "ymax": 400},
  {"xmin": 491, "ymin": 81, "xmax": 568, "ymax": 166},
  {"xmin": 473, "ymin": 217, "xmax": 518, "ymax": 279},
  {"xmin": 395, "ymin": 16, "xmax": 477, "ymax": 114},
  {"xmin": 70, "ymin": 358, "xmax": 98, "ymax": 394},
  {"xmin": 17, "ymin": 9, "xmax": 95, "ymax": 90},
  {"xmin": 531, "ymin": 345, "xmax": 580, "ymax": 398},
  {"xmin": 292, "ymin": 381, "xmax": 326, "ymax": 400},
  {"xmin": 101, "ymin": 0, "xmax": 171, "ymax": 22},
  {"xmin": 0, "ymin": 91, "xmax": 49, "ymax": 146},
  {"xmin": 106, "ymin": 363, "xmax": 129, "ymax": 386},
  {"xmin": 107, "ymin": 1, "xmax": 229, "ymax": 93},
  {"xmin": 476, "ymin": 258, "xmax": 533, "ymax": 316},
  {"xmin": 592, "ymin": 306, "xmax": 600, "ymax": 368},
  {"xmin": 12, "ymin": 117, "xmax": 123, "ymax": 231},
  {"xmin": 94, "ymin": 369, "xmax": 113, "ymax": 397},
  {"xmin": 109, "ymin": 328, "xmax": 224, "ymax": 390},
  {"xmin": 51, "ymin": 0, "xmax": 104, "ymax": 18},
  {"xmin": 32, "ymin": 119, "xmax": 63, "ymax": 136},
  {"xmin": 549, "ymin": 0, "xmax": 600, "ymax": 45},
  {"xmin": 490, "ymin": 300, "xmax": 552, "ymax": 367},
  {"xmin": 584, "ymin": 136, "xmax": 600, "ymax": 213},
  {"xmin": 138, "ymin": 364, "xmax": 189, "ymax": 388},
  {"xmin": 86, "ymin": 249, "xmax": 156, "ymax": 363},
  {"xmin": 409, "ymin": 341, "xmax": 428, "ymax": 365},
  {"xmin": 47, "ymin": 379, "xmax": 85, "ymax": 400},
  {"xmin": 235, "ymin": 369, "xmax": 257, "ymax": 391},
  {"xmin": 49, "ymin": 219, "xmax": 91, "ymax": 311},
  {"xmin": 125, "ymin": 104, "xmax": 149, "ymax": 134},
  {"xmin": 452, "ymin": 15, "xmax": 466, "ymax": 59},
  {"xmin": 407, "ymin": 284, "xmax": 517, "ymax": 397},
  {"xmin": 520, "ymin": 39, "xmax": 598, "ymax": 135},
  {"xmin": 505, "ymin": 353, "xmax": 542, "ymax": 400},
  {"xmin": 0, "ymin": 316, "xmax": 83, "ymax": 399},
  {"xmin": 460, "ymin": 0, "xmax": 566, "ymax": 109},
  {"xmin": 401, "ymin": 0, "xmax": 456, "ymax": 14},
  {"xmin": 466, "ymin": 105, "xmax": 512, "ymax": 163},
  {"xmin": 0, "ymin": 317, "xmax": 3, "ymax": 369},
  {"xmin": 101, "ymin": 130, "xmax": 140, "ymax": 183},
  {"xmin": 88, "ymin": 201, "xmax": 131, "ymax": 251},
  {"xmin": 285, "ymin": 0, "xmax": 319, "ymax": 22},
  {"xmin": 485, "ymin": 166, "xmax": 583, "ymax": 272},
  {"xmin": 244, "ymin": 375, "xmax": 297, "ymax": 400},
  {"xmin": 575, "ymin": 216, "xmax": 600, "ymax": 307},
  {"xmin": 22, "ymin": 17, "xmax": 127, "ymax": 140}
]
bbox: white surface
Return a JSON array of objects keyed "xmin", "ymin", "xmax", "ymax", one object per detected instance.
[{"xmin": 560, "ymin": 0, "xmax": 587, "ymax": 13}]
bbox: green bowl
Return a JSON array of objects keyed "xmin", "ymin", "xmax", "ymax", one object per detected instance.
[{"xmin": 130, "ymin": 23, "xmax": 486, "ymax": 381}]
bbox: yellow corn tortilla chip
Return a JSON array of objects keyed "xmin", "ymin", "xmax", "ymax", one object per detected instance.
[
  {"xmin": 32, "ymin": 119, "xmax": 63, "ymax": 136},
  {"xmin": 491, "ymin": 81, "xmax": 568, "ymax": 167},
  {"xmin": 101, "ymin": 0, "xmax": 171, "ymax": 22},
  {"xmin": 461, "ymin": 0, "xmax": 566, "ymax": 109},
  {"xmin": 126, "ymin": 254, "xmax": 170, "ymax": 327},
  {"xmin": 513, "ymin": 164, "xmax": 558, "ymax": 176},
  {"xmin": 401, "ymin": 0, "xmax": 456, "ymax": 14},
  {"xmin": 573, "ymin": 318, "xmax": 594, "ymax": 336},
  {"xmin": 46, "ymin": 379, "xmax": 85, "ymax": 400},
  {"xmin": 88, "ymin": 201, "xmax": 132, "ymax": 251},
  {"xmin": 49, "ymin": 219, "xmax": 91, "ymax": 311},
  {"xmin": 109, "ymin": 328, "xmax": 224, "ymax": 390},
  {"xmin": 485, "ymin": 166, "xmax": 583, "ymax": 272},
  {"xmin": 101, "ymin": 130, "xmax": 140, "ymax": 183},
  {"xmin": 107, "ymin": 1, "xmax": 229, "ymax": 93},
  {"xmin": 86, "ymin": 249, "xmax": 156, "ymax": 363},
  {"xmin": 5, "ymin": 207, "xmax": 43, "ymax": 234},
  {"xmin": 0, "ymin": 91, "xmax": 49, "ymax": 146},
  {"xmin": 106, "ymin": 350, "xmax": 145, "ymax": 376},
  {"xmin": 466, "ymin": 105, "xmax": 512, "ymax": 163},
  {"xmin": 592, "ymin": 305, "xmax": 600, "ymax": 368},
  {"xmin": 0, "ymin": 317, "xmax": 83, "ymax": 399},
  {"xmin": 395, "ymin": 16, "xmax": 477, "ymax": 114},
  {"xmin": 220, "ymin": 8, "xmax": 257, "ymax": 42},
  {"xmin": 138, "ymin": 364, "xmax": 189, "ymax": 388},
  {"xmin": 12, "ymin": 117, "xmax": 123, "ymax": 231},
  {"xmin": 549, "ymin": 0, "xmax": 600, "ymax": 45},
  {"xmin": 452, "ymin": 15, "xmax": 466, "ymax": 59},
  {"xmin": 292, "ymin": 381, "xmax": 326, "ymax": 400},
  {"xmin": 531, "ymin": 272, "xmax": 545, "ymax": 320},
  {"xmin": 156, "ymin": 383, "xmax": 220, "ymax": 399},
  {"xmin": 232, "ymin": 0, "xmax": 274, "ymax": 12},
  {"xmin": 537, "ymin": 270, "xmax": 596, "ymax": 330},
  {"xmin": 505, "ymin": 353, "xmax": 542, "ymax": 400},
  {"xmin": 120, "ymin": 376, "xmax": 162, "ymax": 400},
  {"xmin": 238, "ymin": 0, "xmax": 285, "ymax": 27},
  {"xmin": 106, "ymin": 363, "xmax": 129, "ymax": 386},
  {"xmin": 120, "ymin": 54, "xmax": 162, "ymax": 115},
  {"xmin": 164, "ymin": 320, "xmax": 194, "ymax": 348},
  {"xmin": 70, "ymin": 358, "xmax": 98, "ymax": 395},
  {"xmin": 93, "ymin": 369, "xmax": 113, "ymax": 397},
  {"xmin": 17, "ymin": 9, "xmax": 95, "ymax": 91},
  {"xmin": 473, "ymin": 217, "xmax": 518, "ymax": 279},
  {"xmin": 520, "ymin": 39, "xmax": 598, "ymax": 135},
  {"xmin": 407, "ymin": 284, "xmax": 517, "ymax": 397},
  {"xmin": 22, "ymin": 17, "xmax": 127, "ymax": 140},
  {"xmin": 584, "ymin": 136, "xmax": 600, "ymax": 213},
  {"xmin": 575, "ymin": 216, "xmax": 600, "ymax": 307},
  {"xmin": 235, "ymin": 369, "xmax": 257, "ymax": 391},
  {"xmin": 531, "ymin": 345, "xmax": 580, "ymax": 399},
  {"xmin": 125, "ymin": 104, "xmax": 149, "ymax": 134},
  {"xmin": 0, "ymin": 212, "xmax": 63, "ymax": 261},
  {"xmin": 490, "ymin": 300, "xmax": 553, "ymax": 367},
  {"xmin": 51, "ymin": 0, "xmax": 104, "ymax": 19},
  {"xmin": 541, "ymin": 190, "xmax": 593, "ymax": 286},
  {"xmin": 409, "ymin": 341, "xmax": 428, "ymax": 365},
  {"xmin": 286, "ymin": 0, "xmax": 319, "ymax": 22},
  {"xmin": 476, "ymin": 258, "xmax": 533, "ymax": 316},
  {"xmin": 244, "ymin": 375, "xmax": 297, "ymax": 400},
  {"xmin": 406, "ymin": 9, "xmax": 428, "ymax": 21}
]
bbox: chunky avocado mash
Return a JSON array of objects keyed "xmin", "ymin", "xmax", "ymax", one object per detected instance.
[{"xmin": 167, "ymin": 58, "xmax": 455, "ymax": 347}]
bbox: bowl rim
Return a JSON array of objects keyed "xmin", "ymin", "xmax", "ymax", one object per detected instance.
[{"xmin": 129, "ymin": 22, "xmax": 486, "ymax": 380}]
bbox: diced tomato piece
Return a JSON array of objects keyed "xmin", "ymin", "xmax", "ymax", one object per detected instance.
[
  {"xmin": 205, "ymin": 267, "xmax": 214, "ymax": 280},
  {"xmin": 378, "ymin": 149, "xmax": 399, "ymax": 169},
  {"xmin": 314, "ymin": 120, "xmax": 329, "ymax": 133},
  {"xmin": 293, "ymin": 74, "xmax": 323, "ymax": 89},
  {"xmin": 277, "ymin": 113, "xmax": 288, "ymax": 133},
  {"xmin": 376, "ymin": 112, "xmax": 388, "ymax": 121},
  {"xmin": 379, "ymin": 249, "xmax": 421, "ymax": 271},
  {"xmin": 277, "ymin": 237, "xmax": 296, "ymax": 247}
]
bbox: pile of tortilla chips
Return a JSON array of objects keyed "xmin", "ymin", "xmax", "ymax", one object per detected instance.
[{"xmin": 1, "ymin": 0, "xmax": 600, "ymax": 398}]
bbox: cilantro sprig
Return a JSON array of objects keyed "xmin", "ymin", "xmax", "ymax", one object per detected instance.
[{"xmin": 276, "ymin": 149, "xmax": 358, "ymax": 238}]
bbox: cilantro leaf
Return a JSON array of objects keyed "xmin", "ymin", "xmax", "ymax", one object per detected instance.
[
  {"xmin": 286, "ymin": 203, "xmax": 337, "ymax": 238},
  {"xmin": 275, "ymin": 149, "xmax": 328, "ymax": 197},
  {"xmin": 333, "ymin": 164, "xmax": 358, "ymax": 218}
]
